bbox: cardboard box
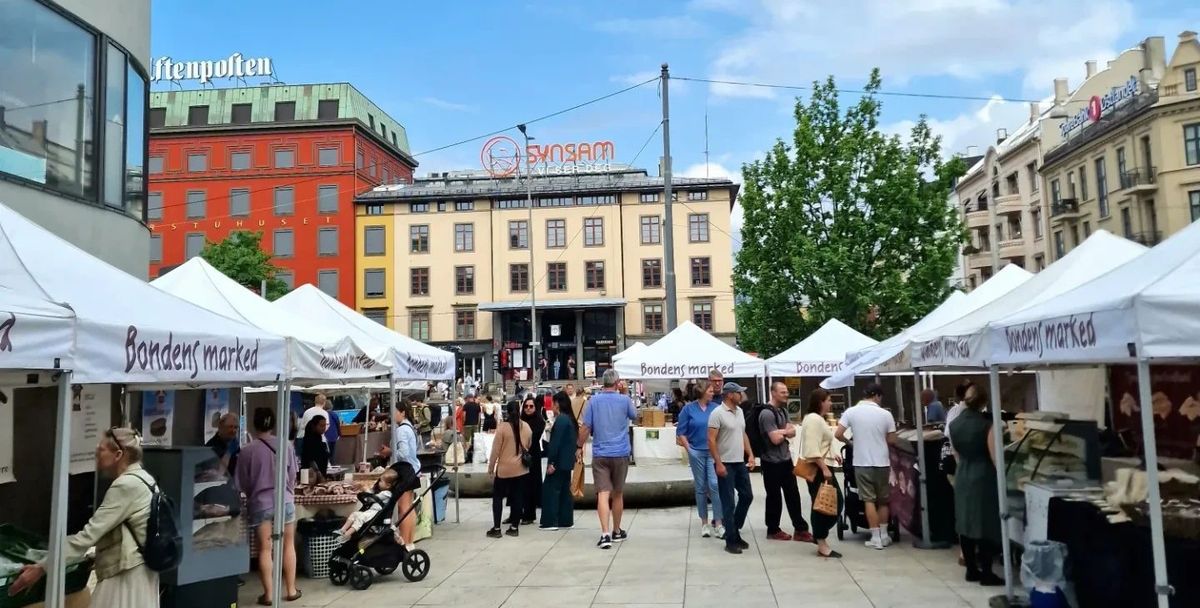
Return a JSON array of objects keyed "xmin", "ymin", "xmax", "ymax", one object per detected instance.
[{"xmin": 641, "ymin": 409, "xmax": 666, "ymax": 428}]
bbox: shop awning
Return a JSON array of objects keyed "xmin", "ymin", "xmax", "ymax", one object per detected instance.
[
  {"xmin": 478, "ymin": 297, "xmax": 626, "ymax": 312},
  {"xmin": 0, "ymin": 285, "xmax": 75, "ymax": 371},
  {"xmin": 767, "ymin": 318, "xmax": 878, "ymax": 377}
]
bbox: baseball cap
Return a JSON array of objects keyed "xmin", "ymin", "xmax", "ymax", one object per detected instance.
[{"xmin": 721, "ymin": 381, "xmax": 748, "ymax": 395}]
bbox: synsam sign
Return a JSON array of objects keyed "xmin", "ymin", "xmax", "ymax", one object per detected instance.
[
  {"xmin": 1059, "ymin": 76, "xmax": 1139, "ymax": 138},
  {"xmin": 151, "ymin": 54, "xmax": 273, "ymax": 85}
]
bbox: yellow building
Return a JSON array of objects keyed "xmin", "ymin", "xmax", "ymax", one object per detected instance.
[{"xmin": 354, "ymin": 166, "xmax": 739, "ymax": 383}]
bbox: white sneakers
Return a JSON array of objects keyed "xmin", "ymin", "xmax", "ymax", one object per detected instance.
[
  {"xmin": 701, "ymin": 524, "xmax": 713, "ymax": 538},
  {"xmin": 714, "ymin": 524, "xmax": 726, "ymax": 540},
  {"xmin": 864, "ymin": 529, "xmax": 893, "ymax": 550},
  {"xmin": 864, "ymin": 538, "xmax": 884, "ymax": 550}
]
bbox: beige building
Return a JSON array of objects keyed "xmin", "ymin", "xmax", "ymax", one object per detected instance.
[
  {"xmin": 354, "ymin": 167, "xmax": 738, "ymax": 383},
  {"xmin": 1042, "ymin": 32, "xmax": 1200, "ymax": 259}
]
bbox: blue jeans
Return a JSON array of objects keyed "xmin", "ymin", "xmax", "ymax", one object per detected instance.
[
  {"xmin": 686, "ymin": 448, "xmax": 722, "ymax": 523},
  {"xmin": 717, "ymin": 462, "xmax": 753, "ymax": 548}
]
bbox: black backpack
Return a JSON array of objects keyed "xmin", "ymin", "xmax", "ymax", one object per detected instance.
[
  {"xmin": 744, "ymin": 403, "xmax": 783, "ymax": 459},
  {"xmin": 124, "ymin": 473, "xmax": 183, "ymax": 572}
]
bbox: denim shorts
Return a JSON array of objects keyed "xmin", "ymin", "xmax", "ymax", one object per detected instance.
[{"xmin": 250, "ymin": 502, "xmax": 296, "ymax": 527}]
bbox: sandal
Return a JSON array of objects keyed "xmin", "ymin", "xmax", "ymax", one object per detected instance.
[
  {"xmin": 817, "ymin": 549, "xmax": 843, "ymax": 559},
  {"xmin": 285, "ymin": 590, "xmax": 303, "ymax": 602},
  {"xmin": 256, "ymin": 595, "xmax": 271, "ymax": 607}
]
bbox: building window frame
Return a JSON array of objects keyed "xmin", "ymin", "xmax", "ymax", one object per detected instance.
[
  {"xmin": 318, "ymin": 269, "xmax": 339, "ymax": 299},
  {"xmin": 1095, "ymin": 157, "xmax": 1109, "ymax": 217},
  {"xmin": 230, "ymin": 150, "xmax": 251, "ymax": 171},
  {"xmin": 272, "ymin": 228, "xmax": 294, "ymax": 258},
  {"xmin": 273, "ymin": 147, "xmax": 295, "ymax": 169},
  {"xmin": 410, "ymin": 310, "xmax": 431, "ymax": 341},
  {"xmin": 455, "ymin": 265, "xmax": 475, "ymax": 295},
  {"xmin": 510, "ymin": 263, "xmax": 529, "ymax": 293},
  {"xmin": 273, "ymin": 186, "xmax": 294, "ymax": 216},
  {"xmin": 585, "ymin": 261, "xmax": 605, "ymax": 290},
  {"xmin": 691, "ymin": 301, "xmax": 714, "ymax": 331},
  {"xmin": 363, "ymin": 268, "xmax": 386, "ymax": 299},
  {"xmin": 455, "ymin": 309, "xmax": 476, "ymax": 341},
  {"xmin": 509, "ymin": 220, "xmax": 529, "ymax": 249},
  {"xmin": 583, "ymin": 217, "xmax": 604, "ymax": 246},
  {"xmin": 640, "ymin": 215, "xmax": 661, "ymax": 245},
  {"xmin": 688, "ymin": 213, "xmax": 710, "ymax": 243},
  {"xmin": 185, "ymin": 190, "xmax": 205, "ymax": 219},
  {"xmin": 185, "ymin": 232, "xmax": 205, "ymax": 260},
  {"xmin": 690, "ymin": 257, "xmax": 712, "ymax": 287},
  {"xmin": 546, "ymin": 219, "xmax": 567, "ymax": 248},
  {"xmin": 317, "ymin": 146, "xmax": 339, "ymax": 167},
  {"xmin": 410, "ymin": 224, "xmax": 430, "ymax": 253},
  {"xmin": 149, "ymin": 234, "xmax": 162, "ymax": 263},
  {"xmin": 410, "ymin": 267, "xmax": 430, "ymax": 297},
  {"xmin": 547, "ymin": 262, "xmax": 567, "ymax": 292},
  {"xmin": 686, "ymin": 190, "xmax": 708, "ymax": 201},
  {"xmin": 317, "ymin": 184, "xmax": 339, "ymax": 214},
  {"xmin": 187, "ymin": 152, "xmax": 208, "ymax": 172},
  {"xmin": 642, "ymin": 259, "xmax": 663, "ymax": 289},
  {"xmin": 147, "ymin": 191, "xmax": 163, "ymax": 221},
  {"xmin": 317, "ymin": 226, "xmax": 338, "ymax": 256},
  {"xmin": 639, "ymin": 192, "xmax": 660, "ymax": 203},
  {"xmin": 643, "ymin": 302, "xmax": 664, "ymax": 335},
  {"xmin": 364, "ymin": 226, "xmax": 386, "ymax": 256},
  {"xmin": 1190, "ymin": 190, "xmax": 1200, "ymax": 222},
  {"xmin": 1185, "ymin": 123, "xmax": 1200, "ymax": 166}
]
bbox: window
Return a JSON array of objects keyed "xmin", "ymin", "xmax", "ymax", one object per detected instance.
[
  {"xmin": 1117, "ymin": 147, "xmax": 1128, "ymax": 176},
  {"xmin": 230, "ymin": 103, "xmax": 251, "ymax": 124},
  {"xmin": 538, "ymin": 196, "xmax": 573, "ymax": 207},
  {"xmin": 409, "ymin": 268, "xmax": 429, "ymax": 296},
  {"xmin": 640, "ymin": 193, "xmax": 660, "ymax": 203},
  {"xmin": 643, "ymin": 303, "xmax": 664, "ymax": 335},
  {"xmin": 1050, "ymin": 179, "xmax": 1061, "ymax": 204},
  {"xmin": 273, "ymin": 187, "xmax": 294, "ymax": 215},
  {"xmin": 187, "ymin": 105, "xmax": 209, "ymax": 126},
  {"xmin": 456, "ymin": 201, "xmax": 474, "ymax": 211},
  {"xmin": 1186, "ymin": 124, "xmax": 1200, "ymax": 166},
  {"xmin": 1006, "ymin": 172, "xmax": 1019, "ymax": 195},
  {"xmin": 1069, "ymin": 225, "xmax": 1080, "ymax": 247},
  {"xmin": 365, "ymin": 204, "xmax": 385, "ymax": 216},
  {"xmin": 436, "ymin": 202, "xmax": 446, "ymax": 212},
  {"xmin": 410, "ymin": 311, "xmax": 430, "ymax": 341},
  {"xmin": 509, "ymin": 220, "xmax": 529, "ymax": 249},
  {"xmin": 1078, "ymin": 166, "xmax": 1088, "ymax": 200},
  {"xmin": 692, "ymin": 302, "xmax": 714, "ymax": 331},
  {"xmin": 1031, "ymin": 209, "xmax": 1042, "ymax": 239},
  {"xmin": 584, "ymin": 217, "xmax": 604, "ymax": 246},
  {"xmin": 186, "ymin": 190, "xmax": 205, "ymax": 219},
  {"xmin": 546, "ymin": 219, "xmax": 567, "ymax": 248},
  {"xmin": 410, "ymin": 225, "xmax": 429, "ymax": 253},
  {"xmin": 496, "ymin": 198, "xmax": 527, "ymax": 209},
  {"xmin": 1121, "ymin": 207, "xmax": 1133, "ymax": 238},
  {"xmin": 510, "ymin": 264, "xmax": 529, "ymax": 292},
  {"xmin": 455, "ymin": 266, "xmax": 475, "ymax": 295},
  {"xmin": 231, "ymin": 151, "xmax": 251, "ymax": 171},
  {"xmin": 1028, "ymin": 162, "xmax": 1039, "ymax": 193},
  {"xmin": 1053, "ymin": 231, "xmax": 1065, "ymax": 258},
  {"xmin": 641, "ymin": 216, "xmax": 661, "ymax": 244},
  {"xmin": 368, "ymin": 114, "xmax": 375, "ymax": 130},
  {"xmin": 356, "ymin": 148, "xmax": 364, "ymax": 170},
  {"xmin": 273, "ymin": 229, "xmax": 294, "ymax": 258},
  {"xmin": 363, "ymin": 308, "xmax": 387, "ymax": 326},
  {"xmin": 187, "ymin": 152, "xmax": 208, "ymax": 172},
  {"xmin": 688, "ymin": 214, "xmax": 710, "ymax": 243},
  {"xmin": 318, "ymin": 99, "xmax": 339, "ymax": 120},
  {"xmin": 274, "ymin": 101, "xmax": 296, "ymax": 122},
  {"xmin": 147, "ymin": 192, "xmax": 163, "ymax": 221},
  {"xmin": 686, "ymin": 190, "xmax": 709, "ymax": 201},
  {"xmin": 690, "ymin": 257, "xmax": 712, "ymax": 287},
  {"xmin": 391, "ymin": 133, "xmax": 398, "ymax": 147},
  {"xmin": 314, "ymin": 184, "xmax": 339, "ymax": 214},
  {"xmin": 1083, "ymin": 221, "xmax": 1091, "ymax": 238},
  {"xmin": 273, "ymin": 148, "xmax": 295, "ymax": 169},
  {"xmin": 149, "ymin": 108, "xmax": 165, "ymax": 128},
  {"xmin": 318, "ymin": 147, "xmax": 339, "ymax": 167},
  {"xmin": 363, "ymin": 226, "xmax": 386, "ymax": 256},
  {"xmin": 454, "ymin": 223, "xmax": 474, "ymax": 252},
  {"xmin": 410, "ymin": 202, "xmax": 429, "ymax": 213},
  {"xmin": 1066, "ymin": 171, "xmax": 1077, "ymax": 198},
  {"xmin": 149, "ymin": 235, "xmax": 162, "ymax": 263},
  {"xmin": 149, "ymin": 156, "xmax": 164, "ymax": 174},
  {"xmin": 547, "ymin": 262, "xmax": 567, "ymax": 291},
  {"xmin": 455, "ymin": 310, "xmax": 476, "ymax": 340},
  {"xmin": 642, "ymin": 259, "xmax": 663, "ymax": 288},
  {"xmin": 1095, "ymin": 157, "xmax": 1109, "ymax": 217},
  {"xmin": 363, "ymin": 269, "xmax": 385, "ymax": 298},
  {"xmin": 318, "ymin": 270, "xmax": 339, "ymax": 298},
  {"xmin": 586, "ymin": 261, "xmax": 605, "ymax": 290},
  {"xmin": 185, "ymin": 233, "xmax": 205, "ymax": 259},
  {"xmin": 318, "ymin": 227, "xmax": 338, "ymax": 256},
  {"xmin": 1191, "ymin": 191, "xmax": 1200, "ymax": 222},
  {"xmin": 276, "ymin": 271, "xmax": 293, "ymax": 290},
  {"xmin": 1185, "ymin": 68, "xmax": 1198, "ymax": 93},
  {"xmin": 578, "ymin": 194, "xmax": 615, "ymax": 205},
  {"xmin": 229, "ymin": 188, "xmax": 250, "ymax": 216}
]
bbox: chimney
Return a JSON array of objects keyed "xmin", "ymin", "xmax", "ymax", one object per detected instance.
[
  {"xmin": 965, "ymin": 145, "xmax": 979, "ymax": 157},
  {"xmin": 31, "ymin": 120, "xmax": 47, "ymax": 148},
  {"xmin": 1142, "ymin": 36, "xmax": 1167, "ymax": 86},
  {"xmin": 1054, "ymin": 77, "xmax": 1070, "ymax": 106},
  {"xmin": 1085, "ymin": 60, "xmax": 1098, "ymax": 79},
  {"xmin": 996, "ymin": 128, "xmax": 1008, "ymax": 145},
  {"xmin": 1029, "ymin": 102, "xmax": 1040, "ymax": 125},
  {"xmin": 1182, "ymin": 31, "xmax": 1199, "ymax": 44}
]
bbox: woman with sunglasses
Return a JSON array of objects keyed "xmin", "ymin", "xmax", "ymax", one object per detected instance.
[
  {"xmin": 517, "ymin": 395, "xmax": 547, "ymax": 525},
  {"xmin": 7, "ymin": 428, "xmax": 161, "ymax": 606}
]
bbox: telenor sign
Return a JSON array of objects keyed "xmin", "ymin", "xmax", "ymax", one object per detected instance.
[
  {"xmin": 151, "ymin": 54, "xmax": 274, "ymax": 85},
  {"xmin": 1059, "ymin": 76, "xmax": 1139, "ymax": 138}
]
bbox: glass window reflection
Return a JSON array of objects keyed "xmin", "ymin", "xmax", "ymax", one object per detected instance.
[
  {"xmin": 125, "ymin": 63, "xmax": 146, "ymax": 217},
  {"xmin": 103, "ymin": 43, "xmax": 126, "ymax": 208}
]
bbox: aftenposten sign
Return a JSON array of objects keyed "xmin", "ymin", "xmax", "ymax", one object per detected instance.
[
  {"xmin": 151, "ymin": 53, "xmax": 274, "ymax": 85},
  {"xmin": 1058, "ymin": 75, "xmax": 1139, "ymax": 138}
]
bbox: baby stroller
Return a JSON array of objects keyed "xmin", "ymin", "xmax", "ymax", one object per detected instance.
[
  {"xmin": 836, "ymin": 443, "xmax": 900, "ymax": 542},
  {"xmin": 328, "ymin": 464, "xmax": 446, "ymax": 590}
]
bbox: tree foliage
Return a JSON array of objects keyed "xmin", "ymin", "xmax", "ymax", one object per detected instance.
[
  {"xmin": 734, "ymin": 69, "xmax": 967, "ymax": 356},
  {"xmin": 200, "ymin": 231, "xmax": 290, "ymax": 301}
]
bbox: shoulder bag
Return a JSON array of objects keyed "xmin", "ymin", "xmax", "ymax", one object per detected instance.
[{"xmin": 793, "ymin": 418, "xmax": 825, "ymax": 482}]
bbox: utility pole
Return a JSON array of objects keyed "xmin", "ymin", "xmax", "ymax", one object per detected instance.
[
  {"xmin": 518, "ymin": 124, "xmax": 538, "ymax": 385},
  {"xmin": 660, "ymin": 63, "xmax": 678, "ymax": 330}
]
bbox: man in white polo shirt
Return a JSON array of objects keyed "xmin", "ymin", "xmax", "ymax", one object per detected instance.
[{"xmin": 835, "ymin": 383, "xmax": 897, "ymax": 550}]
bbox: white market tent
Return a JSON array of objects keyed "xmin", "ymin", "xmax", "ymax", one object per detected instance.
[
  {"xmin": 152, "ymin": 258, "xmax": 392, "ymax": 382},
  {"xmin": 767, "ymin": 318, "xmax": 877, "ymax": 377},
  {"xmin": 612, "ymin": 341, "xmax": 647, "ymax": 362},
  {"xmin": 0, "ymin": 286, "xmax": 75, "ymax": 372},
  {"xmin": 614, "ymin": 321, "xmax": 765, "ymax": 379}
]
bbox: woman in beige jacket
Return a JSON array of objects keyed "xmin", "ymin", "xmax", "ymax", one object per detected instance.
[
  {"xmin": 8, "ymin": 428, "xmax": 159, "ymax": 606},
  {"xmin": 487, "ymin": 400, "xmax": 532, "ymax": 538},
  {"xmin": 800, "ymin": 389, "xmax": 843, "ymax": 559}
]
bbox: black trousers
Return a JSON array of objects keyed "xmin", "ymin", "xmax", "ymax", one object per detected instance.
[
  {"xmin": 493, "ymin": 475, "xmax": 525, "ymax": 529},
  {"xmin": 761, "ymin": 460, "xmax": 809, "ymax": 535},
  {"xmin": 806, "ymin": 468, "xmax": 843, "ymax": 541},
  {"xmin": 519, "ymin": 456, "xmax": 544, "ymax": 521},
  {"xmin": 961, "ymin": 536, "xmax": 998, "ymax": 575}
]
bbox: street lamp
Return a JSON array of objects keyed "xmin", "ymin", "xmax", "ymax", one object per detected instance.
[{"xmin": 518, "ymin": 124, "xmax": 538, "ymax": 385}]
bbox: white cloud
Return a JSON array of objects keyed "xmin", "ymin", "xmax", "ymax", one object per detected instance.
[
  {"xmin": 420, "ymin": 96, "xmax": 477, "ymax": 113},
  {"xmin": 884, "ymin": 95, "xmax": 1037, "ymax": 157},
  {"xmin": 594, "ymin": 15, "xmax": 710, "ymax": 38}
]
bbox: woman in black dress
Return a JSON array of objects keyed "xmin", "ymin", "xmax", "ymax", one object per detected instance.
[
  {"xmin": 299, "ymin": 416, "xmax": 329, "ymax": 478},
  {"xmin": 517, "ymin": 395, "xmax": 547, "ymax": 524}
]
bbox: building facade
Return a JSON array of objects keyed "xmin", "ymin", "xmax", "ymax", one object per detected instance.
[
  {"xmin": 355, "ymin": 167, "xmax": 739, "ymax": 383},
  {"xmin": 0, "ymin": 0, "xmax": 151, "ymax": 276},
  {"xmin": 146, "ymin": 83, "xmax": 416, "ymax": 304},
  {"xmin": 1043, "ymin": 33, "xmax": 1200, "ymax": 259}
]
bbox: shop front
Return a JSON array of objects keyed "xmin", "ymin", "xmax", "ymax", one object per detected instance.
[{"xmin": 483, "ymin": 299, "xmax": 625, "ymax": 384}]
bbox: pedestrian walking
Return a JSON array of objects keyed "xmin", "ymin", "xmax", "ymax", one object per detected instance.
[
  {"xmin": 708, "ymin": 382, "xmax": 756, "ymax": 554},
  {"xmin": 801, "ymin": 388, "xmax": 844, "ymax": 558},
  {"xmin": 675, "ymin": 379, "xmax": 724, "ymax": 539},
  {"xmin": 237, "ymin": 408, "xmax": 301, "ymax": 605},
  {"xmin": 835, "ymin": 383, "xmax": 897, "ymax": 550},
  {"xmin": 540, "ymin": 391, "xmax": 578, "ymax": 530},
  {"xmin": 487, "ymin": 400, "xmax": 532, "ymax": 538},
  {"xmin": 949, "ymin": 385, "xmax": 1004, "ymax": 586},
  {"xmin": 578, "ymin": 369, "xmax": 637, "ymax": 549},
  {"xmin": 760, "ymin": 381, "xmax": 812, "ymax": 542}
]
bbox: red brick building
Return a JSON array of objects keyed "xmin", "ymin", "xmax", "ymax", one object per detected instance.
[{"xmin": 146, "ymin": 83, "xmax": 416, "ymax": 305}]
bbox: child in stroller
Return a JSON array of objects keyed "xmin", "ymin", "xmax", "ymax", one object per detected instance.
[{"xmin": 338, "ymin": 469, "xmax": 398, "ymax": 543}]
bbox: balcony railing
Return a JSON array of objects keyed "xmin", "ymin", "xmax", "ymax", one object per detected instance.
[
  {"xmin": 1119, "ymin": 167, "xmax": 1157, "ymax": 190},
  {"xmin": 1130, "ymin": 231, "xmax": 1162, "ymax": 246},
  {"xmin": 1050, "ymin": 198, "xmax": 1080, "ymax": 218}
]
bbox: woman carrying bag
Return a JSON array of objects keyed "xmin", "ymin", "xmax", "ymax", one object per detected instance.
[
  {"xmin": 540, "ymin": 391, "xmax": 578, "ymax": 530},
  {"xmin": 487, "ymin": 400, "xmax": 532, "ymax": 538},
  {"xmin": 799, "ymin": 388, "xmax": 843, "ymax": 558}
]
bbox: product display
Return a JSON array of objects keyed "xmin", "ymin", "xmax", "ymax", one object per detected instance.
[{"xmin": 1004, "ymin": 414, "xmax": 1101, "ymax": 528}]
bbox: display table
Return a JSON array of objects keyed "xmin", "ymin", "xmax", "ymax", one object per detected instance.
[
  {"xmin": 888, "ymin": 433, "xmax": 955, "ymax": 544},
  {"xmin": 294, "ymin": 492, "xmax": 360, "ymax": 520},
  {"xmin": 1023, "ymin": 480, "xmax": 1102, "ymax": 545},
  {"xmin": 632, "ymin": 426, "xmax": 683, "ymax": 464}
]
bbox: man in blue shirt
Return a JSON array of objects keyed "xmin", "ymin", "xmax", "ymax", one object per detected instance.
[
  {"xmin": 675, "ymin": 379, "xmax": 724, "ymax": 539},
  {"xmin": 922, "ymin": 389, "xmax": 947, "ymax": 424},
  {"xmin": 579, "ymin": 368, "xmax": 637, "ymax": 549}
]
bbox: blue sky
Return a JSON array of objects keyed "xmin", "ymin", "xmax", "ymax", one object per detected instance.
[{"xmin": 152, "ymin": 0, "xmax": 1198, "ymax": 215}]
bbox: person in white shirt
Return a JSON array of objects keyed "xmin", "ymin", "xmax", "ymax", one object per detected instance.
[
  {"xmin": 298, "ymin": 393, "xmax": 331, "ymax": 444},
  {"xmin": 835, "ymin": 383, "xmax": 897, "ymax": 550}
]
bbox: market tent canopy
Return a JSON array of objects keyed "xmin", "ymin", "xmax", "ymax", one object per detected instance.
[
  {"xmin": 988, "ymin": 218, "xmax": 1200, "ymax": 365},
  {"xmin": 0, "ymin": 286, "xmax": 75, "ymax": 371},
  {"xmin": 910, "ymin": 230, "xmax": 1147, "ymax": 368},
  {"xmin": 152, "ymin": 258, "xmax": 390, "ymax": 382},
  {"xmin": 822, "ymin": 264, "xmax": 1033, "ymax": 389},
  {"xmin": 0, "ymin": 203, "xmax": 287, "ymax": 384},
  {"xmin": 274, "ymin": 284, "xmax": 454, "ymax": 380},
  {"xmin": 612, "ymin": 342, "xmax": 647, "ymax": 362},
  {"xmin": 767, "ymin": 319, "xmax": 877, "ymax": 377},
  {"xmin": 613, "ymin": 321, "xmax": 764, "ymax": 379}
]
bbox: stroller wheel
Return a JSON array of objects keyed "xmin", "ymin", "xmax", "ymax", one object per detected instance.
[
  {"xmin": 329, "ymin": 561, "xmax": 349, "ymax": 586},
  {"xmin": 350, "ymin": 565, "xmax": 374, "ymax": 591},
  {"xmin": 402, "ymin": 549, "xmax": 431, "ymax": 582},
  {"xmin": 888, "ymin": 518, "xmax": 901, "ymax": 543}
]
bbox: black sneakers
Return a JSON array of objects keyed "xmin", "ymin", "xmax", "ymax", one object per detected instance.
[
  {"xmin": 597, "ymin": 534, "xmax": 613, "ymax": 549},
  {"xmin": 724, "ymin": 545, "xmax": 743, "ymax": 555},
  {"xmin": 612, "ymin": 529, "xmax": 628, "ymax": 543},
  {"xmin": 486, "ymin": 527, "xmax": 502, "ymax": 538}
]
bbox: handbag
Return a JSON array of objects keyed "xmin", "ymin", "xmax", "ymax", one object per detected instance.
[
  {"xmin": 813, "ymin": 481, "xmax": 839, "ymax": 516},
  {"xmin": 443, "ymin": 441, "xmax": 466, "ymax": 466},
  {"xmin": 570, "ymin": 460, "xmax": 585, "ymax": 498},
  {"xmin": 793, "ymin": 458, "xmax": 818, "ymax": 482}
]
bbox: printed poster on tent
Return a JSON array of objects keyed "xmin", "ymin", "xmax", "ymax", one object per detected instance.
[
  {"xmin": 0, "ymin": 388, "xmax": 13, "ymax": 484},
  {"xmin": 141, "ymin": 390, "xmax": 175, "ymax": 447},
  {"xmin": 70, "ymin": 385, "xmax": 112, "ymax": 474},
  {"xmin": 203, "ymin": 388, "xmax": 230, "ymax": 443}
]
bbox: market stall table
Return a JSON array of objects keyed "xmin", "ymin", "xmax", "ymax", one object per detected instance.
[
  {"xmin": 889, "ymin": 429, "xmax": 955, "ymax": 545},
  {"xmin": 632, "ymin": 426, "xmax": 683, "ymax": 463}
]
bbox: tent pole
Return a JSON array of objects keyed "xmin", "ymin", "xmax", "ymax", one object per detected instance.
[
  {"xmin": 271, "ymin": 378, "xmax": 289, "ymax": 608},
  {"xmin": 45, "ymin": 371, "xmax": 72, "ymax": 608},
  {"xmin": 912, "ymin": 369, "xmax": 940, "ymax": 549},
  {"xmin": 988, "ymin": 365, "xmax": 1016, "ymax": 603},
  {"xmin": 893, "ymin": 374, "xmax": 906, "ymax": 424},
  {"xmin": 449, "ymin": 375, "xmax": 460, "ymax": 524},
  {"xmin": 1136, "ymin": 359, "xmax": 1172, "ymax": 608},
  {"xmin": 388, "ymin": 373, "xmax": 398, "ymax": 447}
]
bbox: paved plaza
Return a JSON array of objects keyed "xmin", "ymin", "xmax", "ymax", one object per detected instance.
[{"xmin": 239, "ymin": 474, "xmax": 1004, "ymax": 608}]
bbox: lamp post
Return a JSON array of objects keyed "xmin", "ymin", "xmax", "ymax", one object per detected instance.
[{"xmin": 518, "ymin": 124, "xmax": 538, "ymax": 386}]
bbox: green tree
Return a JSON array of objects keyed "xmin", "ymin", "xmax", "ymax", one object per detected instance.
[
  {"xmin": 734, "ymin": 69, "xmax": 967, "ymax": 356},
  {"xmin": 200, "ymin": 231, "xmax": 290, "ymax": 300}
]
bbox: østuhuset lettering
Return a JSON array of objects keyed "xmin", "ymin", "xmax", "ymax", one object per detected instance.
[
  {"xmin": 124, "ymin": 325, "xmax": 260, "ymax": 379},
  {"xmin": 1004, "ymin": 314, "xmax": 1098, "ymax": 359}
]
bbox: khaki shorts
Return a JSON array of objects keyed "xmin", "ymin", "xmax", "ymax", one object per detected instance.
[
  {"xmin": 855, "ymin": 466, "xmax": 891, "ymax": 503},
  {"xmin": 592, "ymin": 456, "xmax": 630, "ymax": 494}
]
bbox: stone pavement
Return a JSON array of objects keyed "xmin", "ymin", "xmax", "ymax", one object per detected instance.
[{"xmin": 239, "ymin": 475, "xmax": 1006, "ymax": 608}]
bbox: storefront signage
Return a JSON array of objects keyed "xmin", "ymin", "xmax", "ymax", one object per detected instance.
[
  {"xmin": 592, "ymin": 339, "xmax": 616, "ymax": 346},
  {"xmin": 141, "ymin": 390, "xmax": 175, "ymax": 447},
  {"xmin": 793, "ymin": 361, "xmax": 845, "ymax": 375},
  {"xmin": 481, "ymin": 136, "xmax": 616, "ymax": 178},
  {"xmin": 319, "ymin": 349, "xmax": 379, "ymax": 373},
  {"xmin": 151, "ymin": 54, "xmax": 274, "ymax": 85},
  {"xmin": 124, "ymin": 326, "xmax": 262, "ymax": 379},
  {"xmin": 149, "ymin": 215, "xmax": 335, "ymax": 232},
  {"xmin": 638, "ymin": 362, "xmax": 736, "ymax": 377},
  {"xmin": 1002, "ymin": 314, "xmax": 1098, "ymax": 359},
  {"xmin": 914, "ymin": 336, "xmax": 972, "ymax": 365},
  {"xmin": 1058, "ymin": 76, "xmax": 1139, "ymax": 138}
]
